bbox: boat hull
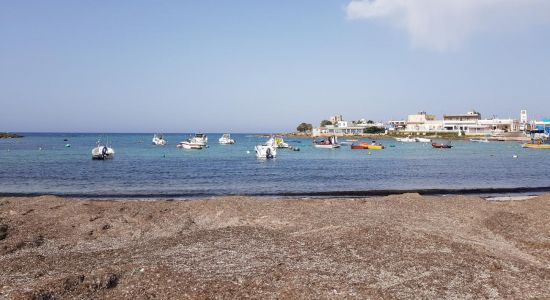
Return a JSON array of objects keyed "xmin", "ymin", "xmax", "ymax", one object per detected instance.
[
  {"xmin": 255, "ymin": 145, "xmax": 277, "ymax": 158},
  {"xmin": 314, "ymin": 144, "xmax": 340, "ymax": 149},
  {"xmin": 432, "ymin": 143, "xmax": 452, "ymax": 149},
  {"xmin": 522, "ymin": 144, "xmax": 550, "ymax": 149},
  {"xmin": 91, "ymin": 146, "xmax": 115, "ymax": 160}
]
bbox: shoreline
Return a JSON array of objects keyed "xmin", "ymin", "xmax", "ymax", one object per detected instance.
[
  {"xmin": 2, "ymin": 186, "xmax": 550, "ymax": 199},
  {"xmin": 1, "ymin": 194, "xmax": 550, "ymax": 298}
]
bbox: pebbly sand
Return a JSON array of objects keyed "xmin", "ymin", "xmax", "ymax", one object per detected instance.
[{"xmin": 1, "ymin": 194, "xmax": 550, "ymax": 299}]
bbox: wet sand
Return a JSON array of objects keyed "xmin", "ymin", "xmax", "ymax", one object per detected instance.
[{"xmin": 1, "ymin": 194, "xmax": 550, "ymax": 299}]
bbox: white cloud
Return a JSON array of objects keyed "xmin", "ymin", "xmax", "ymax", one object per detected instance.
[{"xmin": 346, "ymin": 0, "xmax": 550, "ymax": 51}]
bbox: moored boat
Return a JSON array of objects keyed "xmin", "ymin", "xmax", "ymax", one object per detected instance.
[
  {"xmin": 92, "ymin": 141, "xmax": 115, "ymax": 160},
  {"xmin": 152, "ymin": 133, "xmax": 167, "ymax": 145},
  {"xmin": 415, "ymin": 137, "xmax": 432, "ymax": 143},
  {"xmin": 176, "ymin": 140, "xmax": 203, "ymax": 149},
  {"xmin": 255, "ymin": 137, "xmax": 277, "ymax": 159},
  {"xmin": 395, "ymin": 136, "xmax": 417, "ymax": 143},
  {"xmin": 190, "ymin": 133, "xmax": 208, "ymax": 146},
  {"xmin": 522, "ymin": 139, "xmax": 550, "ymax": 149},
  {"xmin": 470, "ymin": 138, "xmax": 489, "ymax": 143},
  {"xmin": 313, "ymin": 136, "xmax": 340, "ymax": 149},
  {"xmin": 351, "ymin": 141, "xmax": 385, "ymax": 150},
  {"xmin": 218, "ymin": 133, "xmax": 235, "ymax": 144},
  {"xmin": 432, "ymin": 143, "xmax": 452, "ymax": 149}
]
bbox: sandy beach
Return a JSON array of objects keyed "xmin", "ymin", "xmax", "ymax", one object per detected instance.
[{"xmin": 1, "ymin": 194, "xmax": 550, "ymax": 299}]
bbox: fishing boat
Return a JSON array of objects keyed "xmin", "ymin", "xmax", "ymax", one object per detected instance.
[
  {"xmin": 313, "ymin": 136, "xmax": 340, "ymax": 149},
  {"xmin": 470, "ymin": 138, "xmax": 489, "ymax": 143},
  {"xmin": 255, "ymin": 137, "xmax": 277, "ymax": 159},
  {"xmin": 176, "ymin": 140, "xmax": 203, "ymax": 150},
  {"xmin": 432, "ymin": 143, "xmax": 452, "ymax": 149},
  {"xmin": 395, "ymin": 136, "xmax": 417, "ymax": 143},
  {"xmin": 91, "ymin": 141, "xmax": 115, "ymax": 160},
  {"xmin": 415, "ymin": 137, "xmax": 432, "ymax": 143},
  {"xmin": 152, "ymin": 133, "xmax": 167, "ymax": 145},
  {"xmin": 190, "ymin": 133, "xmax": 208, "ymax": 146},
  {"xmin": 218, "ymin": 133, "xmax": 235, "ymax": 144}
]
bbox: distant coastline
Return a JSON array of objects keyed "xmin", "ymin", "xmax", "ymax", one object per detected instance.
[{"xmin": 0, "ymin": 132, "xmax": 22, "ymax": 139}]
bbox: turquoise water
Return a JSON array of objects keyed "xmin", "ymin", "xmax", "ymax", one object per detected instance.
[{"xmin": 0, "ymin": 133, "xmax": 549, "ymax": 197}]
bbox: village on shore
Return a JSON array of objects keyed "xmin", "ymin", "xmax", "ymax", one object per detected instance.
[{"xmin": 292, "ymin": 109, "xmax": 550, "ymax": 141}]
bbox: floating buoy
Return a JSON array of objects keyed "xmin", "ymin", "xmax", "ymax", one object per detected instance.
[
  {"xmin": 368, "ymin": 152, "xmax": 372, "ymax": 155},
  {"xmin": 512, "ymin": 155, "xmax": 518, "ymax": 159},
  {"xmin": 246, "ymin": 150, "xmax": 250, "ymax": 154}
]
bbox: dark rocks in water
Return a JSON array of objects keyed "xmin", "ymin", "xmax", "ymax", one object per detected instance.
[
  {"xmin": 0, "ymin": 132, "xmax": 23, "ymax": 138},
  {"xmin": 0, "ymin": 224, "xmax": 8, "ymax": 240}
]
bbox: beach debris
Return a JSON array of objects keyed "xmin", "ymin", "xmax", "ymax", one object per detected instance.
[
  {"xmin": 102, "ymin": 224, "xmax": 111, "ymax": 230},
  {"xmin": 0, "ymin": 224, "xmax": 8, "ymax": 240}
]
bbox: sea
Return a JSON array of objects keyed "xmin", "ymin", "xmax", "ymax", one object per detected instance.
[{"xmin": 1, "ymin": 133, "xmax": 549, "ymax": 198}]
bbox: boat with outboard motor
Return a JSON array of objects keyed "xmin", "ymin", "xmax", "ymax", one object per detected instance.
[
  {"xmin": 190, "ymin": 133, "xmax": 208, "ymax": 146},
  {"xmin": 351, "ymin": 141, "xmax": 385, "ymax": 150},
  {"xmin": 92, "ymin": 141, "xmax": 115, "ymax": 160},
  {"xmin": 176, "ymin": 140, "xmax": 203, "ymax": 150},
  {"xmin": 313, "ymin": 136, "xmax": 340, "ymax": 149},
  {"xmin": 395, "ymin": 136, "xmax": 417, "ymax": 143},
  {"xmin": 255, "ymin": 137, "xmax": 277, "ymax": 159},
  {"xmin": 152, "ymin": 133, "xmax": 167, "ymax": 145},
  {"xmin": 218, "ymin": 133, "xmax": 235, "ymax": 144},
  {"xmin": 274, "ymin": 136, "xmax": 289, "ymax": 148},
  {"xmin": 432, "ymin": 143, "xmax": 452, "ymax": 149}
]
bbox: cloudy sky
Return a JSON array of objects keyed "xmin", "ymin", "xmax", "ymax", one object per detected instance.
[{"xmin": 1, "ymin": 0, "xmax": 549, "ymax": 132}]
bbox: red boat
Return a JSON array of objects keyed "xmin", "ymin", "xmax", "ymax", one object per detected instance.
[{"xmin": 432, "ymin": 143, "xmax": 452, "ymax": 149}]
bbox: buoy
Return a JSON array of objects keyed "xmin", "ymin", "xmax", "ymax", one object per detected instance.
[
  {"xmin": 512, "ymin": 155, "xmax": 518, "ymax": 159},
  {"xmin": 368, "ymin": 152, "xmax": 372, "ymax": 155},
  {"xmin": 246, "ymin": 150, "xmax": 250, "ymax": 154}
]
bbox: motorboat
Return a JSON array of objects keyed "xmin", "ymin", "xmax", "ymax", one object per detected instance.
[
  {"xmin": 176, "ymin": 140, "xmax": 203, "ymax": 150},
  {"xmin": 415, "ymin": 137, "xmax": 432, "ymax": 143},
  {"xmin": 432, "ymin": 143, "xmax": 452, "ymax": 149},
  {"xmin": 470, "ymin": 138, "xmax": 489, "ymax": 143},
  {"xmin": 351, "ymin": 141, "xmax": 385, "ymax": 150},
  {"xmin": 218, "ymin": 133, "xmax": 235, "ymax": 144},
  {"xmin": 190, "ymin": 133, "xmax": 208, "ymax": 146},
  {"xmin": 152, "ymin": 133, "xmax": 167, "ymax": 145},
  {"xmin": 395, "ymin": 136, "xmax": 417, "ymax": 143},
  {"xmin": 92, "ymin": 141, "xmax": 115, "ymax": 160},
  {"xmin": 313, "ymin": 136, "xmax": 340, "ymax": 149},
  {"xmin": 255, "ymin": 137, "xmax": 277, "ymax": 159},
  {"xmin": 274, "ymin": 136, "xmax": 290, "ymax": 148}
]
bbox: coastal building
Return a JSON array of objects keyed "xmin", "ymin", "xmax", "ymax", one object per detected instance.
[
  {"xmin": 534, "ymin": 118, "xmax": 550, "ymax": 134},
  {"xmin": 312, "ymin": 115, "xmax": 385, "ymax": 136},
  {"xmin": 405, "ymin": 112, "xmax": 444, "ymax": 132}
]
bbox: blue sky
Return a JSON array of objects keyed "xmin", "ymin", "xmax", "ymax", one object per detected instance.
[{"xmin": 1, "ymin": 0, "xmax": 549, "ymax": 132}]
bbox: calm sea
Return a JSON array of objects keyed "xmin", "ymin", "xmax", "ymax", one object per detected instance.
[{"xmin": 0, "ymin": 133, "xmax": 549, "ymax": 197}]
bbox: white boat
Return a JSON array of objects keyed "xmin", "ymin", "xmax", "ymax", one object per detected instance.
[
  {"xmin": 218, "ymin": 133, "xmax": 235, "ymax": 144},
  {"xmin": 274, "ymin": 136, "xmax": 289, "ymax": 148},
  {"xmin": 313, "ymin": 136, "xmax": 340, "ymax": 149},
  {"xmin": 470, "ymin": 138, "xmax": 489, "ymax": 143},
  {"xmin": 91, "ymin": 141, "xmax": 115, "ymax": 160},
  {"xmin": 190, "ymin": 133, "xmax": 208, "ymax": 146},
  {"xmin": 395, "ymin": 136, "xmax": 417, "ymax": 143},
  {"xmin": 152, "ymin": 133, "xmax": 167, "ymax": 145},
  {"xmin": 176, "ymin": 140, "xmax": 203, "ymax": 150},
  {"xmin": 255, "ymin": 137, "xmax": 277, "ymax": 159},
  {"xmin": 415, "ymin": 137, "xmax": 432, "ymax": 143}
]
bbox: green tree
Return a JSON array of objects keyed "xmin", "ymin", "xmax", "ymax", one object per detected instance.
[
  {"xmin": 320, "ymin": 120, "xmax": 332, "ymax": 127},
  {"xmin": 297, "ymin": 122, "xmax": 313, "ymax": 132},
  {"xmin": 364, "ymin": 126, "xmax": 385, "ymax": 134},
  {"xmin": 366, "ymin": 120, "xmax": 374, "ymax": 124}
]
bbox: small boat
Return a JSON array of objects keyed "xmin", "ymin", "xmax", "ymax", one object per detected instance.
[
  {"xmin": 432, "ymin": 143, "xmax": 452, "ymax": 149},
  {"xmin": 470, "ymin": 138, "xmax": 489, "ymax": 143},
  {"xmin": 415, "ymin": 137, "xmax": 432, "ymax": 143},
  {"xmin": 274, "ymin": 136, "xmax": 290, "ymax": 148},
  {"xmin": 522, "ymin": 139, "xmax": 550, "ymax": 149},
  {"xmin": 218, "ymin": 133, "xmax": 235, "ymax": 144},
  {"xmin": 255, "ymin": 137, "xmax": 277, "ymax": 159},
  {"xmin": 351, "ymin": 141, "xmax": 385, "ymax": 150},
  {"xmin": 152, "ymin": 133, "xmax": 167, "ymax": 145},
  {"xmin": 176, "ymin": 140, "xmax": 203, "ymax": 150},
  {"xmin": 313, "ymin": 136, "xmax": 340, "ymax": 149},
  {"xmin": 190, "ymin": 133, "xmax": 208, "ymax": 146},
  {"xmin": 92, "ymin": 141, "xmax": 115, "ymax": 160},
  {"xmin": 395, "ymin": 136, "xmax": 417, "ymax": 143}
]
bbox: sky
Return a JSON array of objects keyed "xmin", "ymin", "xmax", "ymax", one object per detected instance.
[{"xmin": 1, "ymin": 0, "xmax": 550, "ymax": 133}]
